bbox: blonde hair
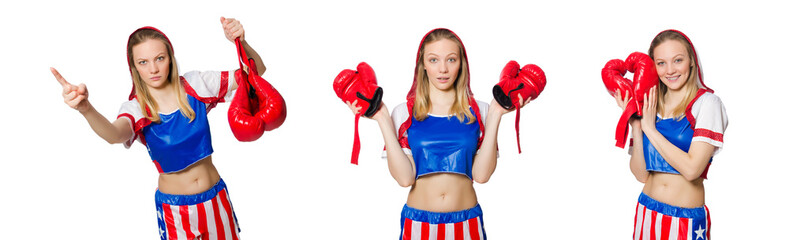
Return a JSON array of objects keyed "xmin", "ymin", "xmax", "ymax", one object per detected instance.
[
  {"xmin": 127, "ymin": 29, "xmax": 194, "ymax": 123},
  {"xmin": 413, "ymin": 29, "xmax": 475, "ymax": 123},
  {"xmin": 648, "ymin": 31, "xmax": 700, "ymax": 118}
]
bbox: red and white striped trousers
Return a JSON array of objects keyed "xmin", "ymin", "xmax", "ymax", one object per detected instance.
[
  {"xmin": 156, "ymin": 179, "xmax": 240, "ymax": 240},
  {"xmin": 633, "ymin": 193, "xmax": 710, "ymax": 240},
  {"xmin": 400, "ymin": 204, "xmax": 486, "ymax": 240}
]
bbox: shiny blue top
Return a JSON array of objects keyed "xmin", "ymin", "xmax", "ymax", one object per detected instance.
[
  {"xmin": 408, "ymin": 111, "xmax": 480, "ymax": 180},
  {"xmin": 643, "ymin": 116, "xmax": 710, "ymax": 175},
  {"xmin": 143, "ymin": 95, "xmax": 213, "ymax": 173}
]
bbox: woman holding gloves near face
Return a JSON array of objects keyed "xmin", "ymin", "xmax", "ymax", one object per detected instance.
[{"xmin": 617, "ymin": 30, "xmax": 728, "ymax": 240}]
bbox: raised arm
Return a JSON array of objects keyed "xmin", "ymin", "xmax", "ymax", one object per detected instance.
[
  {"xmin": 348, "ymin": 101, "xmax": 416, "ymax": 187},
  {"xmin": 52, "ymin": 67, "xmax": 133, "ymax": 144},
  {"xmin": 472, "ymin": 95, "xmax": 530, "ymax": 184},
  {"xmin": 640, "ymin": 87, "xmax": 715, "ymax": 181},
  {"xmin": 221, "ymin": 17, "xmax": 266, "ymax": 77},
  {"xmin": 616, "ymin": 90, "xmax": 649, "ymax": 183}
]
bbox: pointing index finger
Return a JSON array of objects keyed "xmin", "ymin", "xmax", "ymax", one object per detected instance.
[{"xmin": 50, "ymin": 67, "xmax": 71, "ymax": 87}]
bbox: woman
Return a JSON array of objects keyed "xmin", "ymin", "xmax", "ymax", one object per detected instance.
[
  {"xmin": 349, "ymin": 28, "xmax": 529, "ymax": 240},
  {"xmin": 618, "ymin": 30, "xmax": 728, "ymax": 240},
  {"xmin": 51, "ymin": 17, "xmax": 264, "ymax": 239}
]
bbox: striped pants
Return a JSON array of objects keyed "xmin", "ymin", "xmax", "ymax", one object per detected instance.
[
  {"xmin": 155, "ymin": 179, "xmax": 240, "ymax": 240},
  {"xmin": 400, "ymin": 204, "xmax": 486, "ymax": 240},
  {"xmin": 633, "ymin": 193, "xmax": 710, "ymax": 240}
]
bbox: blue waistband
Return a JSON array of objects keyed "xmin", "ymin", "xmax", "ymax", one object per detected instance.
[
  {"xmin": 638, "ymin": 192, "xmax": 705, "ymax": 219},
  {"xmin": 155, "ymin": 179, "xmax": 227, "ymax": 206},
  {"xmin": 401, "ymin": 204, "xmax": 483, "ymax": 224}
]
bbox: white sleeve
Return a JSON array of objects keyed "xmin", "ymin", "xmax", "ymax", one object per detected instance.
[
  {"xmin": 475, "ymin": 100, "xmax": 499, "ymax": 158},
  {"xmin": 690, "ymin": 93, "xmax": 728, "ymax": 155},
  {"xmin": 116, "ymin": 100, "xmax": 146, "ymax": 149},
  {"xmin": 476, "ymin": 100, "xmax": 489, "ymax": 129},
  {"xmin": 382, "ymin": 102, "xmax": 412, "ymax": 158},
  {"xmin": 181, "ymin": 70, "xmax": 236, "ymax": 106}
]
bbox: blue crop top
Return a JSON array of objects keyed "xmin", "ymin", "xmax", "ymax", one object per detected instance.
[
  {"xmin": 118, "ymin": 70, "xmax": 234, "ymax": 173},
  {"xmin": 142, "ymin": 95, "xmax": 213, "ymax": 173},
  {"xmin": 407, "ymin": 111, "xmax": 480, "ymax": 180},
  {"xmin": 639, "ymin": 91, "xmax": 729, "ymax": 179},
  {"xmin": 643, "ymin": 116, "xmax": 711, "ymax": 178}
]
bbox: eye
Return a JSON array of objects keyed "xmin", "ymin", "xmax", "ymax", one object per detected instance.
[
  {"xmin": 656, "ymin": 61, "xmax": 664, "ymax": 66},
  {"xmin": 429, "ymin": 58, "xmax": 437, "ymax": 63},
  {"xmin": 138, "ymin": 60, "xmax": 147, "ymax": 65},
  {"xmin": 156, "ymin": 56, "xmax": 165, "ymax": 61},
  {"xmin": 674, "ymin": 58, "xmax": 683, "ymax": 63},
  {"xmin": 448, "ymin": 58, "xmax": 457, "ymax": 63}
]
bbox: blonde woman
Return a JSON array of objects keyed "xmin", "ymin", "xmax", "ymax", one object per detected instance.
[
  {"xmin": 349, "ymin": 28, "xmax": 529, "ymax": 240},
  {"xmin": 621, "ymin": 30, "xmax": 728, "ymax": 240},
  {"xmin": 51, "ymin": 17, "xmax": 263, "ymax": 239}
]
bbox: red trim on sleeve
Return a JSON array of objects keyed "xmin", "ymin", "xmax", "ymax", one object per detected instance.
[
  {"xmin": 684, "ymin": 89, "xmax": 709, "ymax": 129},
  {"xmin": 181, "ymin": 76, "xmax": 222, "ymax": 111},
  {"xmin": 694, "ymin": 128, "xmax": 723, "ymax": 142},
  {"xmin": 117, "ymin": 113, "xmax": 151, "ymax": 146},
  {"xmin": 217, "ymin": 71, "xmax": 229, "ymax": 102}
]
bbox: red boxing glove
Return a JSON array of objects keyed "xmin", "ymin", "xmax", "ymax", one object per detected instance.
[
  {"xmin": 492, "ymin": 61, "xmax": 546, "ymax": 154},
  {"xmin": 601, "ymin": 52, "xmax": 658, "ymax": 148},
  {"xmin": 227, "ymin": 39, "xmax": 287, "ymax": 142},
  {"xmin": 333, "ymin": 62, "xmax": 383, "ymax": 164},
  {"xmin": 625, "ymin": 52, "xmax": 659, "ymax": 116},
  {"xmin": 247, "ymin": 60, "xmax": 287, "ymax": 131},
  {"xmin": 228, "ymin": 70, "xmax": 265, "ymax": 141}
]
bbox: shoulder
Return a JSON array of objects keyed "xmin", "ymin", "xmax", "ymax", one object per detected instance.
[
  {"xmin": 474, "ymin": 100, "xmax": 489, "ymax": 112},
  {"xmin": 694, "ymin": 92, "xmax": 723, "ymax": 107},
  {"xmin": 691, "ymin": 91, "xmax": 726, "ymax": 115},
  {"xmin": 118, "ymin": 99, "xmax": 143, "ymax": 119},
  {"xmin": 391, "ymin": 102, "xmax": 409, "ymax": 118},
  {"xmin": 391, "ymin": 102, "xmax": 410, "ymax": 132}
]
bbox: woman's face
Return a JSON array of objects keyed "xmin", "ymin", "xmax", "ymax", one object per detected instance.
[
  {"xmin": 653, "ymin": 39, "xmax": 692, "ymax": 91},
  {"xmin": 422, "ymin": 38, "xmax": 461, "ymax": 92},
  {"xmin": 132, "ymin": 39, "xmax": 171, "ymax": 90}
]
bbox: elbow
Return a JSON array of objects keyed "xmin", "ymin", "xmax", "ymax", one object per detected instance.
[
  {"xmin": 682, "ymin": 170, "xmax": 703, "ymax": 182},
  {"xmin": 679, "ymin": 164, "xmax": 707, "ymax": 181},
  {"xmin": 634, "ymin": 174, "xmax": 647, "ymax": 183},
  {"xmin": 473, "ymin": 171, "xmax": 491, "ymax": 184},
  {"xmin": 630, "ymin": 167, "xmax": 648, "ymax": 183},
  {"xmin": 396, "ymin": 177, "xmax": 414, "ymax": 188},
  {"xmin": 474, "ymin": 176, "xmax": 490, "ymax": 184},
  {"xmin": 104, "ymin": 136, "xmax": 123, "ymax": 145}
]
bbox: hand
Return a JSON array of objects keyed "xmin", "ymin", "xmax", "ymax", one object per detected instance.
[
  {"xmin": 220, "ymin": 17, "xmax": 244, "ymax": 42},
  {"xmin": 346, "ymin": 100, "xmax": 388, "ymax": 121},
  {"xmin": 639, "ymin": 86, "xmax": 657, "ymax": 131},
  {"xmin": 614, "ymin": 89, "xmax": 631, "ymax": 112},
  {"xmin": 52, "ymin": 67, "xmax": 90, "ymax": 113},
  {"xmin": 346, "ymin": 100, "xmax": 362, "ymax": 115},
  {"xmin": 491, "ymin": 94, "xmax": 530, "ymax": 116}
]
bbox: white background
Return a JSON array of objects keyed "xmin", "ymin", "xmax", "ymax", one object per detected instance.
[{"xmin": 1, "ymin": 0, "xmax": 786, "ymax": 239}]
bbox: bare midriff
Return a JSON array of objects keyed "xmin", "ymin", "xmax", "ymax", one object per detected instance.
[
  {"xmin": 642, "ymin": 172, "xmax": 705, "ymax": 208},
  {"xmin": 406, "ymin": 173, "xmax": 478, "ymax": 213},
  {"xmin": 157, "ymin": 156, "xmax": 221, "ymax": 195}
]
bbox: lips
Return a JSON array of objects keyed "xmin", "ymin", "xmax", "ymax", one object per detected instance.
[
  {"xmin": 150, "ymin": 76, "xmax": 162, "ymax": 81},
  {"xmin": 436, "ymin": 77, "xmax": 450, "ymax": 83},
  {"xmin": 665, "ymin": 75, "xmax": 680, "ymax": 82}
]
